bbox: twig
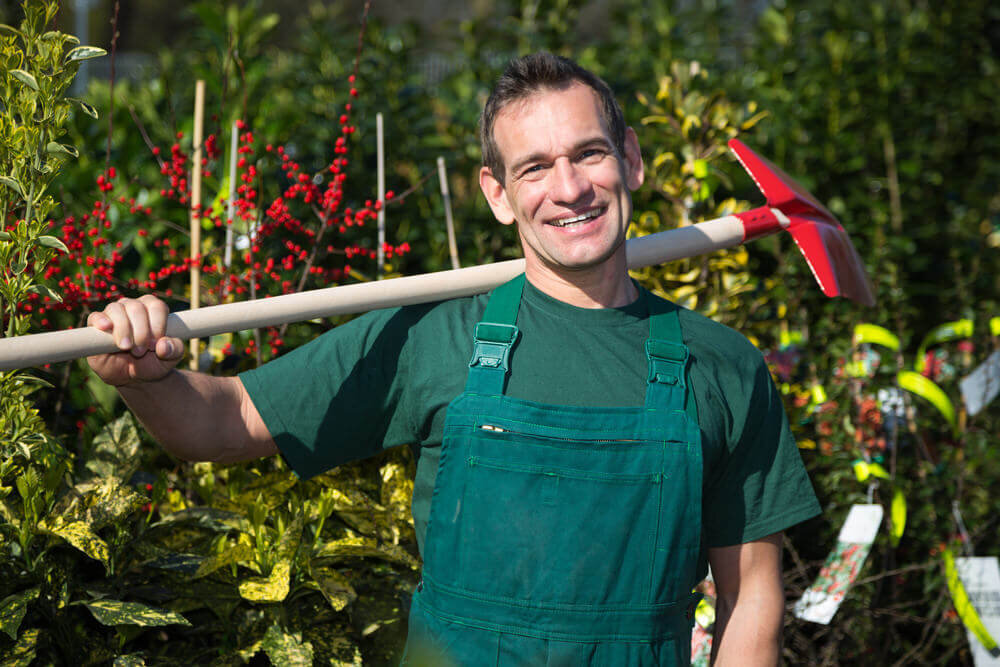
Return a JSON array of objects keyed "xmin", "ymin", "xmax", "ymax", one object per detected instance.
[
  {"xmin": 105, "ymin": 0, "xmax": 120, "ymax": 174},
  {"xmin": 126, "ymin": 105, "xmax": 165, "ymax": 170}
]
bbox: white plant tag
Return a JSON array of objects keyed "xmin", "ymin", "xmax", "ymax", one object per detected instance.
[
  {"xmin": 793, "ymin": 504, "xmax": 883, "ymax": 624},
  {"xmin": 954, "ymin": 557, "xmax": 1000, "ymax": 664},
  {"xmin": 961, "ymin": 350, "xmax": 1000, "ymax": 416}
]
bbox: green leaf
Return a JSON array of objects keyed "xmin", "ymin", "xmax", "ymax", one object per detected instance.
[
  {"xmin": 71, "ymin": 98, "xmax": 99, "ymax": 119},
  {"xmin": 26, "ymin": 283, "xmax": 63, "ymax": 303},
  {"xmin": 11, "ymin": 256, "xmax": 27, "ymax": 274},
  {"xmin": 45, "ymin": 142, "xmax": 79, "ymax": 158},
  {"xmin": 310, "ymin": 565, "xmax": 356, "ymax": 612},
  {"xmin": 0, "ymin": 230, "xmax": 11, "ymax": 241},
  {"xmin": 64, "ymin": 45, "xmax": 107, "ymax": 63},
  {"xmin": 83, "ymin": 599, "xmax": 191, "ymax": 627},
  {"xmin": 85, "ymin": 413, "xmax": 141, "ymax": 481},
  {"xmin": 10, "ymin": 69, "xmax": 39, "ymax": 91},
  {"xmin": 112, "ymin": 655, "xmax": 146, "ymax": 667},
  {"xmin": 0, "ymin": 24, "xmax": 23, "ymax": 38},
  {"xmin": 314, "ymin": 536, "xmax": 419, "ymax": 569},
  {"xmin": 0, "ymin": 175, "xmax": 24, "ymax": 197},
  {"xmin": 261, "ymin": 622, "xmax": 314, "ymax": 667},
  {"xmin": 0, "ymin": 587, "xmax": 40, "ymax": 640},
  {"xmin": 3, "ymin": 627, "xmax": 39, "ymax": 666},
  {"xmin": 238, "ymin": 560, "xmax": 291, "ymax": 603},
  {"xmin": 40, "ymin": 519, "xmax": 110, "ymax": 565},
  {"xmin": 36, "ymin": 235, "xmax": 69, "ymax": 253},
  {"xmin": 194, "ymin": 541, "xmax": 252, "ymax": 578}
]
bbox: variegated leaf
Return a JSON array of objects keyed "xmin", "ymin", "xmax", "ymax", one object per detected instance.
[
  {"xmin": 309, "ymin": 565, "xmax": 356, "ymax": 612},
  {"xmin": 235, "ymin": 472, "xmax": 297, "ymax": 509},
  {"xmin": 238, "ymin": 560, "xmax": 291, "ymax": 602},
  {"xmin": 41, "ymin": 519, "xmax": 110, "ymax": 565},
  {"xmin": 275, "ymin": 513, "xmax": 304, "ymax": 561},
  {"xmin": 380, "ymin": 459, "xmax": 413, "ymax": 510},
  {"xmin": 10, "ymin": 69, "xmax": 38, "ymax": 91},
  {"xmin": 314, "ymin": 536, "xmax": 419, "ymax": 569},
  {"xmin": 78, "ymin": 478, "xmax": 145, "ymax": 530},
  {"xmin": 0, "ymin": 587, "xmax": 39, "ymax": 640},
  {"xmin": 86, "ymin": 413, "xmax": 141, "ymax": 481},
  {"xmin": 150, "ymin": 506, "xmax": 246, "ymax": 533},
  {"xmin": 112, "ymin": 654, "xmax": 146, "ymax": 667},
  {"xmin": 83, "ymin": 599, "xmax": 191, "ymax": 627},
  {"xmin": 144, "ymin": 552, "xmax": 204, "ymax": 574},
  {"xmin": 194, "ymin": 541, "xmax": 252, "ymax": 578},
  {"xmin": 65, "ymin": 45, "xmax": 107, "ymax": 62},
  {"xmin": 3, "ymin": 627, "xmax": 39, "ymax": 666},
  {"xmin": 261, "ymin": 622, "xmax": 314, "ymax": 667}
]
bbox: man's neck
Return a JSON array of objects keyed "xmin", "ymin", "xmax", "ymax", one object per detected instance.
[{"xmin": 523, "ymin": 257, "xmax": 638, "ymax": 309}]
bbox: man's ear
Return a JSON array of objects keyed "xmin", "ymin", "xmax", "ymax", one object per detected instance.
[
  {"xmin": 479, "ymin": 166, "xmax": 516, "ymax": 226},
  {"xmin": 623, "ymin": 127, "xmax": 644, "ymax": 191}
]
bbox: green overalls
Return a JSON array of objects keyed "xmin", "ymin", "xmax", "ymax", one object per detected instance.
[{"xmin": 403, "ymin": 275, "xmax": 703, "ymax": 666}]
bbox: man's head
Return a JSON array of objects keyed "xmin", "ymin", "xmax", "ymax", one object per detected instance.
[
  {"xmin": 480, "ymin": 52, "xmax": 627, "ymax": 187},
  {"xmin": 477, "ymin": 54, "xmax": 644, "ymax": 296}
]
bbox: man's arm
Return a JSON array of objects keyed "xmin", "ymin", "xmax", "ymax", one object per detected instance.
[
  {"xmin": 708, "ymin": 532, "xmax": 785, "ymax": 666},
  {"xmin": 87, "ymin": 295, "xmax": 277, "ymax": 463}
]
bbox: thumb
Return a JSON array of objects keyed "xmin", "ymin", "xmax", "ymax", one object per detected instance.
[{"xmin": 155, "ymin": 337, "xmax": 185, "ymax": 362}]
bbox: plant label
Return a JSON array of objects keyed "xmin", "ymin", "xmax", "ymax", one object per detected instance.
[
  {"xmin": 954, "ymin": 557, "xmax": 1000, "ymax": 664},
  {"xmin": 793, "ymin": 504, "xmax": 883, "ymax": 624},
  {"xmin": 961, "ymin": 350, "xmax": 1000, "ymax": 417}
]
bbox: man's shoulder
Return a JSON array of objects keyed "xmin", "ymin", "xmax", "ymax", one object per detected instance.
[{"xmin": 644, "ymin": 291, "xmax": 766, "ymax": 377}]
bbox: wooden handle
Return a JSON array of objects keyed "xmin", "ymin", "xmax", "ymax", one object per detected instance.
[{"xmin": 0, "ymin": 217, "xmax": 746, "ymax": 371}]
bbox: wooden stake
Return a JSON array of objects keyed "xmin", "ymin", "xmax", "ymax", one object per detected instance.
[
  {"xmin": 437, "ymin": 156, "xmax": 460, "ymax": 270},
  {"xmin": 188, "ymin": 79, "xmax": 205, "ymax": 370},
  {"xmin": 376, "ymin": 112, "xmax": 385, "ymax": 277},
  {"xmin": 224, "ymin": 120, "xmax": 238, "ymax": 272}
]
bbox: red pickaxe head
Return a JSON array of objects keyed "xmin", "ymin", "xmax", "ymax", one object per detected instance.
[{"xmin": 729, "ymin": 138, "xmax": 875, "ymax": 307}]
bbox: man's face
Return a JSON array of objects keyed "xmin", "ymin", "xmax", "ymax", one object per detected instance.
[{"xmin": 479, "ymin": 83, "xmax": 644, "ymax": 283}]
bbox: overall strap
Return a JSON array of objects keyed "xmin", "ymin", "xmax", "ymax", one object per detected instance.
[
  {"xmin": 644, "ymin": 290, "xmax": 697, "ymax": 421},
  {"xmin": 465, "ymin": 273, "xmax": 525, "ymax": 395}
]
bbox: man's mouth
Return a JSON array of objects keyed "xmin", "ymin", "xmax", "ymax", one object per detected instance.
[{"xmin": 548, "ymin": 207, "xmax": 605, "ymax": 228}]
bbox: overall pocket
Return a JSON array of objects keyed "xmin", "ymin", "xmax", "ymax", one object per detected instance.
[{"xmin": 444, "ymin": 427, "xmax": 667, "ymax": 606}]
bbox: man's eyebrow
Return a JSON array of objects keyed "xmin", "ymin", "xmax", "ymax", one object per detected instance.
[{"xmin": 508, "ymin": 136, "xmax": 615, "ymax": 177}]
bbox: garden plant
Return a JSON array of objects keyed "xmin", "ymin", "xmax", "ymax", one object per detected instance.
[{"xmin": 1, "ymin": 0, "xmax": 999, "ymax": 664}]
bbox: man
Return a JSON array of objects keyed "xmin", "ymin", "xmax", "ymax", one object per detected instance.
[{"xmin": 89, "ymin": 53, "xmax": 820, "ymax": 665}]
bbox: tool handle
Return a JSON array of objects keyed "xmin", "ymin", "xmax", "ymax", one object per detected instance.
[{"xmin": 0, "ymin": 218, "xmax": 746, "ymax": 371}]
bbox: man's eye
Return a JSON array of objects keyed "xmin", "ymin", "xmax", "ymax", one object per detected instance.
[
  {"xmin": 521, "ymin": 164, "xmax": 544, "ymax": 177},
  {"xmin": 580, "ymin": 149, "xmax": 604, "ymax": 161}
]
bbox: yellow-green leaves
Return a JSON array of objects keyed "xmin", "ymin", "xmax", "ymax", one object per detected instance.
[
  {"xmin": 0, "ymin": 587, "xmax": 39, "ymax": 640},
  {"xmin": 40, "ymin": 518, "xmax": 110, "ymax": 565},
  {"xmin": 83, "ymin": 599, "xmax": 191, "ymax": 627},
  {"xmin": 9, "ymin": 68, "xmax": 37, "ymax": 90},
  {"xmin": 310, "ymin": 564, "xmax": 357, "ymax": 611},
  {"xmin": 239, "ymin": 560, "xmax": 292, "ymax": 602},
  {"xmin": 85, "ymin": 413, "xmax": 142, "ymax": 482},
  {"xmin": 64, "ymin": 45, "xmax": 106, "ymax": 63}
]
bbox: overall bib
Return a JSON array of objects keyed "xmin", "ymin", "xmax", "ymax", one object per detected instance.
[{"xmin": 403, "ymin": 275, "xmax": 703, "ymax": 666}]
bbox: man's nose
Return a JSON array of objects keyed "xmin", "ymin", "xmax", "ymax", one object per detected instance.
[{"xmin": 549, "ymin": 158, "xmax": 589, "ymax": 203}]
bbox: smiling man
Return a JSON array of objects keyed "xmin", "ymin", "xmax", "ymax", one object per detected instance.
[{"xmin": 87, "ymin": 52, "xmax": 820, "ymax": 666}]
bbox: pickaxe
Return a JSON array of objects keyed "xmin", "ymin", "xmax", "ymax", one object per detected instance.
[{"xmin": 0, "ymin": 139, "xmax": 874, "ymax": 371}]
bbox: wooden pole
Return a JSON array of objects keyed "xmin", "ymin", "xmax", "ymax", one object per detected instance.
[
  {"xmin": 224, "ymin": 120, "xmax": 238, "ymax": 273},
  {"xmin": 188, "ymin": 79, "xmax": 205, "ymax": 370},
  {"xmin": 437, "ymin": 156, "xmax": 460, "ymax": 270},
  {"xmin": 376, "ymin": 112, "xmax": 385, "ymax": 277}
]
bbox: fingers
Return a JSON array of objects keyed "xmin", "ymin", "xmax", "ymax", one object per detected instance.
[{"xmin": 90, "ymin": 296, "xmax": 172, "ymax": 356}]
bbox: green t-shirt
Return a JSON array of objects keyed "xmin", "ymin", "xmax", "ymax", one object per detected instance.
[{"xmin": 240, "ymin": 279, "xmax": 820, "ymax": 550}]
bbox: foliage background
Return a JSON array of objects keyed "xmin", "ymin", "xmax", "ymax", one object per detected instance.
[{"xmin": 2, "ymin": 0, "xmax": 999, "ymax": 664}]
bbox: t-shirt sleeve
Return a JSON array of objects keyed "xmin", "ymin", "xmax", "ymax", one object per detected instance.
[
  {"xmin": 238, "ymin": 307, "xmax": 420, "ymax": 479},
  {"xmin": 701, "ymin": 348, "xmax": 821, "ymax": 547}
]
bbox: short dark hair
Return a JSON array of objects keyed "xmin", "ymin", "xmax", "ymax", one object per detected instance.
[{"xmin": 479, "ymin": 52, "xmax": 626, "ymax": 186}]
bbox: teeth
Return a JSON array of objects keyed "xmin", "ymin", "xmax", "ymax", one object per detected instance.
[{"xmin": 551, "ymin": 209, "xmax": 601, "ymax": 227}]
